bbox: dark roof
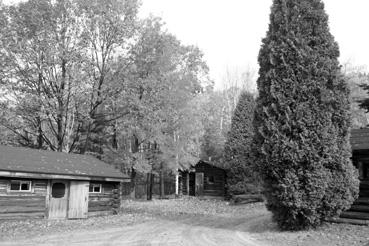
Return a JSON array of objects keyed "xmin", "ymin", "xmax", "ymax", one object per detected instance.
[
  {"xmin": 351, "ymin": 128, "xmax": 369, "ymax": 151},
  {"xmin": 179, "ymin": 160, "xmax": 226, "ymax": 172},
  {"xmin": 0, "ymin": 145, "xmax": 128, "ymax": 180},
  {"xmin": 196, "ymin": 160, "xmax": 226, "ymax": 170}
]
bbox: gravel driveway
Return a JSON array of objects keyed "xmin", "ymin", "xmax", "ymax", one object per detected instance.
[
  {"xmin": 0, "ymin": 198, "xmax": 368, "ymax": 246},
  {"xmin": 1, "ymin": 218, "xmax": 267, "ymax": 246}
]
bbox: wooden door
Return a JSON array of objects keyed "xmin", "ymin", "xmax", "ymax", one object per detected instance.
[
  {"xmin": 195, "ymin": 173, "xmax": 204, "ymax": 196},
  {"xmin": 68, "ymin": 181, "xmax": 89, "ymax": 219},
  {"xmin": 48, "ymin": 180, "xmax": 69, "ymax": 219}
]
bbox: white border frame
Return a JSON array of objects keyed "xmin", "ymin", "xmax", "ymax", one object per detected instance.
[
  {"xmin": 89, "ymin": 183, "xmax": 102, "ymax": 193},
  {"xmin": 8, "ymin": 180, "xmax": 32, "ymax": 192}
]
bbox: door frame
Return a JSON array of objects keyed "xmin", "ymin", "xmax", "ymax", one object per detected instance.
[
  {"xmin": 47, "ymin": 179, "xmax": 69, "ymax": 219},
  {"xmin": 195, "ymin": 172, "xmax": 204, "ymax": 196}
]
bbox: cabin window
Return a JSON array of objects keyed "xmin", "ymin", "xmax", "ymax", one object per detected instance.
[
  {"xmin": 89, "ymin": 184, "xmax": 102, "ymax": 193},
  {"xmin": 52, "ymin": 183, "xmax": 66, "ymax": 198},
  {"xmin": 206, "ymin": 176, "xmax": 215, "ymax": 184},
  {"xmin": 9, "ymin": 180, "xmax": 32, "ymax": 192}
]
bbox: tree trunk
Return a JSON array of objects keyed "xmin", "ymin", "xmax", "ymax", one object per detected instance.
[
  {"xmin": 130, "ymin": 168, "xmax": 136, "ymax": 199},
  {"xmin": 37, "ymin": 118, "xmax": 43, "ymax": 149},
  {"xmin": 160, "ymin": 167, "xmax": 164, "ymax": 199},
  {"xmin": 146, "ymin": 172, "xmax": 153, "ymax": 201}
]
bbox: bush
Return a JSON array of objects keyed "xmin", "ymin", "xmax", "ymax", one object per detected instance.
[
  {"xmin": 224, "ymin": 92, "xmax": 261, "ymax": 195},
  {"xmin": 253, "ymin": 0, "xmax": 359, "ymax": 230}
]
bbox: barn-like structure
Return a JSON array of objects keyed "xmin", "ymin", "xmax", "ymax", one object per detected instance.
[
  {"xmin": 0, "ymin": 145, "xmax": 129, "ymax": 220},
  {"xmin": 179, "ymin": 161, "xmax": 226, "ymax": 198}
]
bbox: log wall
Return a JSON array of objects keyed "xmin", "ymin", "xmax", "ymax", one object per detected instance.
[
  {"xmin": 180, "ymin": 162, "xmax": 226, "ymax": 197},
  {"xmin": 0, "ymin": 178, "xmax": 47, "ymax": 219},
  {"xmin": 195, "ymin": 164, "xmax": 226, "ymax": 197},
  {"xmin": 88, "ymin": 182, "xmax": 120, "ymax": 216}
]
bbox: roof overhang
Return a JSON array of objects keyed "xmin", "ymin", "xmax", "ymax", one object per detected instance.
[{"xmin": 0, "ymin": 170, "xmax": 130, "ymax": 182}]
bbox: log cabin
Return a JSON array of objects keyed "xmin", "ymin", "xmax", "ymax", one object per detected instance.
[
  {"xmin": 339, "ymin": 128, "xmax": 369, "ymax": 223},
  {"xmin": 179, "ymin": 161, "xmax": 226, "ymax": 198},
  {"xmin": 0, "ymin": 145, "xmax": 130, "ymax": 220}
]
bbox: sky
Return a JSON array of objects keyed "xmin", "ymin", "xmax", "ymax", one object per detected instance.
[
  {"xmin": 140, "ymin": 0, "xmax": 369, "ymax": 89},
  {"xmin": 3, "ymin": 0, "xmax": 369, "ymax": 89}
]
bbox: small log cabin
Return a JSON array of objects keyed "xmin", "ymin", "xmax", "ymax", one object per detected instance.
[
  {"xmin": 0, "ymin": 145, "xmax": 130, "ymax": 220},
  {"xmin": 179, "ymin": 161, "xmax": 226, "ymax": 198},
  {"xmin": 340, "ymin": 128, "xmax": 369, "ymax": 222}
]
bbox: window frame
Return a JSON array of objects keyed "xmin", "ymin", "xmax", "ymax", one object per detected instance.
[
  {"xmin": 8, "ymin": 180, "xmax": 32, "ymax": 192},
  {"xmin": 89, "ymin": 183, "xmax": 102, "ymax": 194}
]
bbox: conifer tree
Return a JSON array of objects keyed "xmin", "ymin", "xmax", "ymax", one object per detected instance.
[
  {"xmin": 224, "ymin": 92, "xmax": 260, "ymax": 195},
  {"xmin": 253, "ymin": 0, "xmax": 359, "ymax": 230}
]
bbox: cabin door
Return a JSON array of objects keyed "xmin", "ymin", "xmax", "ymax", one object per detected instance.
[
  {"xmin": 195, "ymin": 173, "xmax": 204, "ymax": 196},
  {"xmin": 68, "ymin": 181, "xmax": 89, "ymax": 219},
  {"xmin": 357, "ymin": 161, "xmax": 369, "ymax": 180},
  {"xmin": 48, "ymin": 180, "xmax": 69, "ymax": 219}
]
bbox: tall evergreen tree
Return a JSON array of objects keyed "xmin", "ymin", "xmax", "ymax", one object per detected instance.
[
  {"xmin": 224, "ymin": 92, "xmax": 261, "ymax": 195},
  {"xmin": 253, "ymin": 0, "xmax": 359, "ymax": 230}
]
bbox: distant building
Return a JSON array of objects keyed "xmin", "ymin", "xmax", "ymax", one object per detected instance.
[
  {"xmin": 0, "ymin": 145, "xmax": 130, "ymax": 220},
  {"xmin": 178, "ymin": 161, "xmax": 226, "ymax": 198}
]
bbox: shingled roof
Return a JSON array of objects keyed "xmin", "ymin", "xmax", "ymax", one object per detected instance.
[
  {"xmin": 0, "ymin": 145, "xmax": 128, "ymax": 181},
  {"xmin": 351, "ymin": 128, "xmax": 369, "ymax": 151}
]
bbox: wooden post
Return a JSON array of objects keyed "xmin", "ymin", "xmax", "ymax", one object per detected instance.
[
  {"xmin": 186, "ymin": 172, "xmax": 190, "ymax": 196},
  {"xmin": 146, "ymin": 173, "xmax": 151, "ymax": 200},
  {"xmin": 175, "ymin": 172, "xmax": 179, "ymax": 196},
  {"xmin": 45, "ymin": 179, "xmax": 51, "ymax": 218}
]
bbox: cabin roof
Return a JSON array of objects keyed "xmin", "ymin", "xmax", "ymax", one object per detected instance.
[
  {"xmin": 0, "ymin": 145, "xmax": 128, "ymax": 181},
  {"xmin": 351, "ymin": 128, "xmax": 369, "ymax": 151},
  {"xmin": 195, "ymin": 160, "xmax": 226, "ymax": 171},
  {"xmin": 179, "ymin": 160, "xmax": 226, "ymax": 173}
]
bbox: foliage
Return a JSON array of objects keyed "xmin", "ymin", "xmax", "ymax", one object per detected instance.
[
  {"xmin": 102, "ymin": 17, "xmax": 210, "ymax": 175},
  {"xmin": 224, "ymin": 92, "xmax": 261, "ymax": 195},
  {"xmin": 253, "ymin": 0, "xmax": 359, "ymax": 230},
  {"xmin": 346, "ymin": 71, "xmax": 369, "ymax": 128},
  {"xmin": 0, "ymin": 0, "xmax": 139, "ymax": 153}
]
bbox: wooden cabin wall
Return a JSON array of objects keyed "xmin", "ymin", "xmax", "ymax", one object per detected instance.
[
  {"xmin": 181, "ymin": 173, "xmax": 188, "ymax": 195},
  {"xmin": 195, "ymin": 164, "xmax": 226, "ymax": 197},
  {"xmin": 0, "ymin": 178, "xmax": 47, "ymax": 219},
  {"xmin": 88, "ymin": 182, "xmax": 120, "ymax": 217}
]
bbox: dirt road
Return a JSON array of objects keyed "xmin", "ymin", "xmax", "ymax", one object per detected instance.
[
  {"xmin": 1, "ymin": 199, "xmax": 368, "ymax": 246},
  {"xmin": 1, "ymin": 218, "xmax": 267, "ymax": 246}
]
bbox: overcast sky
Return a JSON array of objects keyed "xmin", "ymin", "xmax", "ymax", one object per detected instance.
[
  {"xmin": 140, "ymin": 0, "xmax": 369, "ymax": 89},
  {"xmin": 4, "ymin": 0, "xmax": 369, "ymax": 89}
]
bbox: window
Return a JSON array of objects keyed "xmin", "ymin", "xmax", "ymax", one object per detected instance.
[
  {"xmin": 9, "ymin": 180, "xmax": 32, "ymax": 192},
  {"xmin": 52, "ymin": 182, "xmax": 66, "ymax": 198},
  {"xmin": 206, "ymin": 176, "xmax": 215, "ymax": 184},
  {"xmin": 89, "ymin": 184, "xmax": 102, "ymax": 193}
]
